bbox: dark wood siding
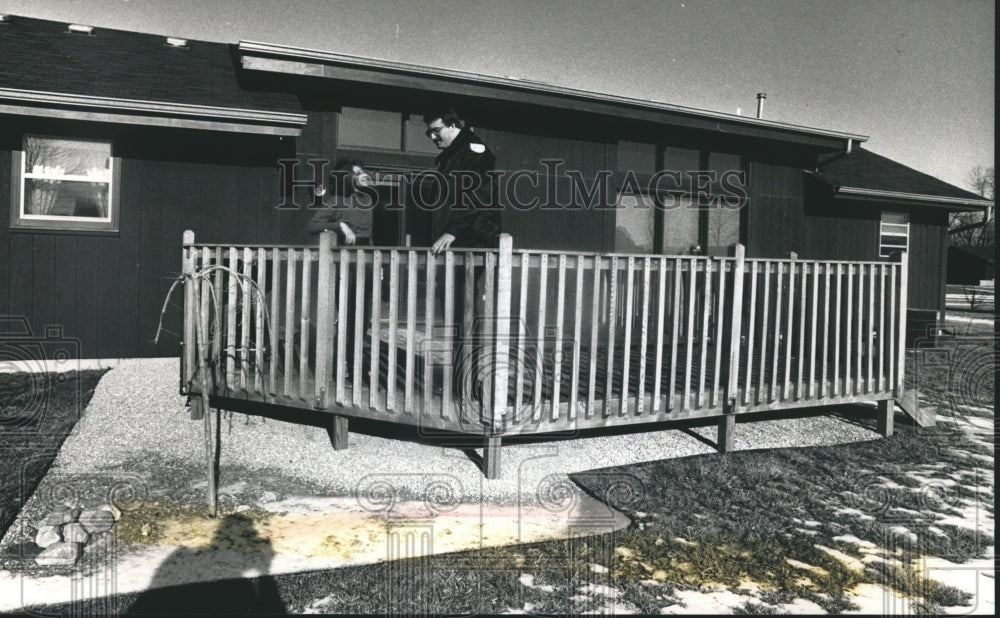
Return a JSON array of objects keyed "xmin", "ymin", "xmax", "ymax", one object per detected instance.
[{"xmin": 0, "ymin": 119, "xmax": 298, "ymax": 359}]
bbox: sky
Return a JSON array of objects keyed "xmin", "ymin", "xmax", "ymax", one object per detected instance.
[{"xmin": 0, "ymin": 0, "xmax": 993, "ymax": 191}]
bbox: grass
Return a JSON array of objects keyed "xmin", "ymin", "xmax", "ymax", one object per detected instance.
[
  {"xmin": 4, "ymin": 330, "xmax": 994, "ymax": 615},
  {"xmin": 0, "ymin": 369, "xmax": 107, "ymax": 542}
]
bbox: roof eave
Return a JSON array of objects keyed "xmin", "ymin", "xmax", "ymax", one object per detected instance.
[
  {"xmin": 835, "ymin": 185, "xmax": 993, "ymax": 211},
  {"xmin": 0, "ymin": 87, "xmax": 307, "ymax": 136},
  {"xmin": 237, "ymin": 41, "xmax": 869, "ymax": 146}
]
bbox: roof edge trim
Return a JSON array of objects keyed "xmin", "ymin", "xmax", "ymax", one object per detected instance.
[
  {"xmin": 0, "ymin": 87, "xmax": 307, "ymax": 126},
  {"xmin": 836, "ymin": 185, "xmax": 994, "ymax": 209},
  {"xmin": 238, "ymin": 41, "xmax": 869, "ymax": 143}
]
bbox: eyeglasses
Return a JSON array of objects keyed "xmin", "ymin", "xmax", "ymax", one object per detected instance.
[{"xmin": 425, "ymin": 124, "xmax": 445, "ymax": 139}]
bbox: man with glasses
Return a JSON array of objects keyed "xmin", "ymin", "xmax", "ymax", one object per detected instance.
[
  {"xmin": 423, "ymin": 107, "xmax": 500, "ymax": 413},
  {"xmin": 423, "ymin": 107, "xmax": 500, "ymax": 254}
]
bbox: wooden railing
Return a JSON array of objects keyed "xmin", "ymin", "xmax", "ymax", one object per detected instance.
[{"xmin": 181, "ymin": 231, "xmax": 908, "ymax": 438}]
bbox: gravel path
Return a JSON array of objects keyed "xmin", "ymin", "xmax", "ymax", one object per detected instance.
[{"xmin": 51, "ymin": 357, "xmax": 882, "ymax": 505}]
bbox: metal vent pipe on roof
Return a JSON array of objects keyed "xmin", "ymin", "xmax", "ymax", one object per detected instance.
[{"xmin": 756, "ymin": 93, "xmax": 766, "ymax": 119}]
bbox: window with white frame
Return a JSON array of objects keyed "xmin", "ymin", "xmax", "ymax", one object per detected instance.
[
  {"xmin": 879, "ymin": 211, "xmax": 909, "ymax": 258},
  {"xmin": 12, "ymin": 135, "xmax": 119, "ymax": 232}
]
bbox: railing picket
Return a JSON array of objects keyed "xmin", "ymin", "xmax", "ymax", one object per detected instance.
[
  {"xmin": 783, "ymin": 259, "xmax": 796, "ymax": 400},
  {"xmin": 668, "ymin": 258, "xmax": 681, "ymax": 412},
  {"xmin": 283, "ymin": 249, "xmax": 296, "ymax": 398},
  {"xmin": 620, "ymin": 257, "xmax": 635, "ymax": 416},
  {"xmin": 463, "ymin": 254, "xmax": 476, "ymax": 422},
  {"xmin": 877, "ymin": 264, "xmax": 886, "ymax": 392},
  {"xmin": 604, "ymin": 256, "xmax": 618, "ymax": 417},
  {"xmin": 833, "ymin": 264, "xmax": 842, "ymax": 397},
  {"xmin": 854, "ymin": 264, "xmax": 864, "ymax": 396},
  {"xmin": 652, "ymin": 257, "xmax": 667, "ymax": 414},
  {"xmin": 821, "ymin": 263, "xmax": 831, "ymax": 398},
  {"xmin": 298, "ymin": 249, "xmax": 312, "ymax": 400},
  {"xmin": 742, "ymin": 261, "xmax": 758, "ymax": 406},
  {"xmin": 712, "ymin": 258, "xmax": 726, "ymax": 408},
  {"xmin": 867, "ymin": 263, "xmax": 876, "ymax": 393},
  {"xmin": 637, "ymin": 257, "xmax": 651, "ymax": 415},
  {"xmin": 199, "ymin": 248, "xmax": 212, "ymax": 393},
  {"xmin": 336, "ymin": 248, "xmax": 350, "ymax": 405},
  {"xmin": 255, "ymin": 248, "xmax": 266, "ymax": 394},
  {"xmin": 515, "ymin": 253, "xmax": 529, "ymax": 422},
  {"xmin": 770, "ymin": 262, "xmax": 783, "ymax": 403},
  {"xmin": 569, "ymin": 255, "xmax": 585, "ymax": 421},
  {"xmin": 532, "ymin": 254, "xmax": 549, "ymax": 422},
  {"xmin": 756, "ymin": 261, "xmax": 771, "ymax": 405},
  {"xmin": 442, "ymin": 252, "xmax": 455, "ymax": 419},
  {"xmin": 482, "ymin": 250, "xmax": 497, "ymax": 423},
  {"xmin": 683, "ymin": 259, "xmax": 697, "ymax": 410},
  {"xmin": 423, "ymin": 252, "xmax": 435, "ymax": 416},
  {"xmin": 386, "ymin": 250, "xmax": 399, "ymax": 413},
  {"xmin": 369, "ymin": 250, "xmax": 383, "ymax": 410},
  {"xmin": 226, "ymin": 247, "xmax": 239, "ymax": 393},
  {"xmin": 212, "ymin": 247, "xmax": 223, "ymax": 389},
  {"xmin": 796, "ymin": 262, "xmax": 807, "ymax": 400},
  {"xmin": 353, "ymin": 250, "xmax": 367, "ymax": 407},
  {"xmin": 269, "ymin": 247, "xmax": 280, "ymax": 395},
  {"xmin": 808, "ymin": 260, "xmax": 819, "ymax": 399},
  {"xmin": 587, "ymin": 256, "xmax": 601, "ymax": 419},
  {"xmin": 404, "ymin": 250, "xmax": 418, "ymax": 416},
  {"xmin": 552, "ymin": 254, "xmax": 567, "ymax": 420},
  {"xmin": 888, "ymin": 264, "xmax": 896, "ymax": 392},
  {"xmin": 845, "ymin": 264, "xmax": 854, "ymax": 396},
  {"xmin": 698, "ymin": 260, "xmax": 711, "ymax": 409},
  {"xmin": 241, "ymin": 248, "xmax": 253, "ymax": 392}
]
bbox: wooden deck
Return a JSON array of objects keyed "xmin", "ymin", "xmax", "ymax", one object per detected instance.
[{"xmin": 180, "ymin": 231, "xmax": 916, "ymax": 480}]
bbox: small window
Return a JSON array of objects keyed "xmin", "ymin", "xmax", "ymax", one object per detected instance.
[
  {"xmin": 12, "ymin": 135, "xmax": 119, "ymax": 232},
  {"xmin": 338, "ymin": 107, "xmax": 401, "ymax": 150},
  {"xmin": 879, "ymin": 212, "xmax": 909, "ymax": 258}
]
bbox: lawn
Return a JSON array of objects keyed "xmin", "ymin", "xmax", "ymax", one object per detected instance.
[
  {"xmin": 0, "ymin": 370, "xmax": 107, "ymax": 543},
  {"xmin": 2, "ymin": 324, "xmax": 993, "ymax": 615}
]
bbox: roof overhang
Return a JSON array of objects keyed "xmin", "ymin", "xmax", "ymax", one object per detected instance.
[
  {"xmin": 833, "ymin": 185, "xmax": 993, "ymax": 211},
  {"xmin": 0, "ymin": 87, "xmax": 307, "ymax": 136},
  {"xmin": 238, "ymin": 41, "xmax": 868, "ymax": 150}
]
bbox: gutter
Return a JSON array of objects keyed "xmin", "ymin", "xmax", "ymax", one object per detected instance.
[
  {"xmin": 834, "ymin": 185, "xmax": 994, "ymax": 209},
  {"xmin": 238, "ymin": 41, "xmax": 869, "ymax": 144},
  {"xmin": 0, "ymin": 87, "xmax": 308, "ymax": 135}
]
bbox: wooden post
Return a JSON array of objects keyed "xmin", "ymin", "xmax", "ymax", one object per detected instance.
[
  {"xmin": 720, "ymin": 244, "xmax": 745, "ymax": 452},
  {"xmin": 894, "ymin": 251, "xmax": 909, "ymax": 397},
  {"xmin": 718, "ymin": 413, "xmax": 735, "ymax": 453},
  {"xmin": 314, "ymin": 231, "xmax": 335, "ymax": 409},
  {"xmin": 328, "ymin": 415, "xmax": 349, "ymax": 450},
  {"xmin": 484, "ymin": 434, "xmax": 502, "ymax": 479},
  {"xmin": 182, "ymin": 231, "xmax": 197, "ymax": 398},
  {"xmin": 492, "ymin": 234, "xmax": 513, "ymax": 431},
  {"xmin": 877, "ymin": 399, "xmax": 894, "ymax": 437}
]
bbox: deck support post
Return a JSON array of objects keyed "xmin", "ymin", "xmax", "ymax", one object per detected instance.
[
  {"xmin": 877, "ymin": 399, "xmax": 894, "ymax": 437},
  {"xmin": 718, "ymin": 414, "xmax": 735, "ymax": 453},
  {"xmin": 329, "ymin": 414, "xmax": 349, "ymax": 450},
  {"xmin": 484, "ymin": 435, "xmax": 502, "ymax": 479},
  {"xmin": 719, "ymin": 243, "xmax": 746, "ymax": 454},
  {"xmin": 182, "ymin": 230, "xmax": 200, "ymax": 416},
  {"xmin": 314, "ymin": 231, "xmax": 337, "ymax": 409}
]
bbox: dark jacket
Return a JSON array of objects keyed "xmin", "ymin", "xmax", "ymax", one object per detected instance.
[
  {"xmin": 306, "ymin": 193, "xmax": 374, "ymax": 242},
  {"xmin": 430, "ymin": 127, "xmax": 500, "ymax": 248}
]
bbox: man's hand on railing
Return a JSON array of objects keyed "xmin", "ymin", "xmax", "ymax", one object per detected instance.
[
  {"xmin": 340, "ymin": 222, "xmax": 356, "ymax": 245},
  {"xmin": 432, "ymin": 233, "xmax": 456, "ymax": 254}
]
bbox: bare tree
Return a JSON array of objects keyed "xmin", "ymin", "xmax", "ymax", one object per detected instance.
[{"xmin": 949, "ymin": 166, "xmax": 994, "ymax": 247}]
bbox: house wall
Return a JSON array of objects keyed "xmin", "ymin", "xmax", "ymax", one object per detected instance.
[
  {"xmin": 0, "ymin": 118, "xmax": 302, "ymax": 359},
  {"xmin": 746, "ymin": 161, "xmax": 948, "ymax": 313}
]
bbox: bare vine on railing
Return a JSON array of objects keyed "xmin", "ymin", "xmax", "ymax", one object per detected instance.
[{"xmin": 154, "ymin": 263, "xmax": 273, "ymax": 425}]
